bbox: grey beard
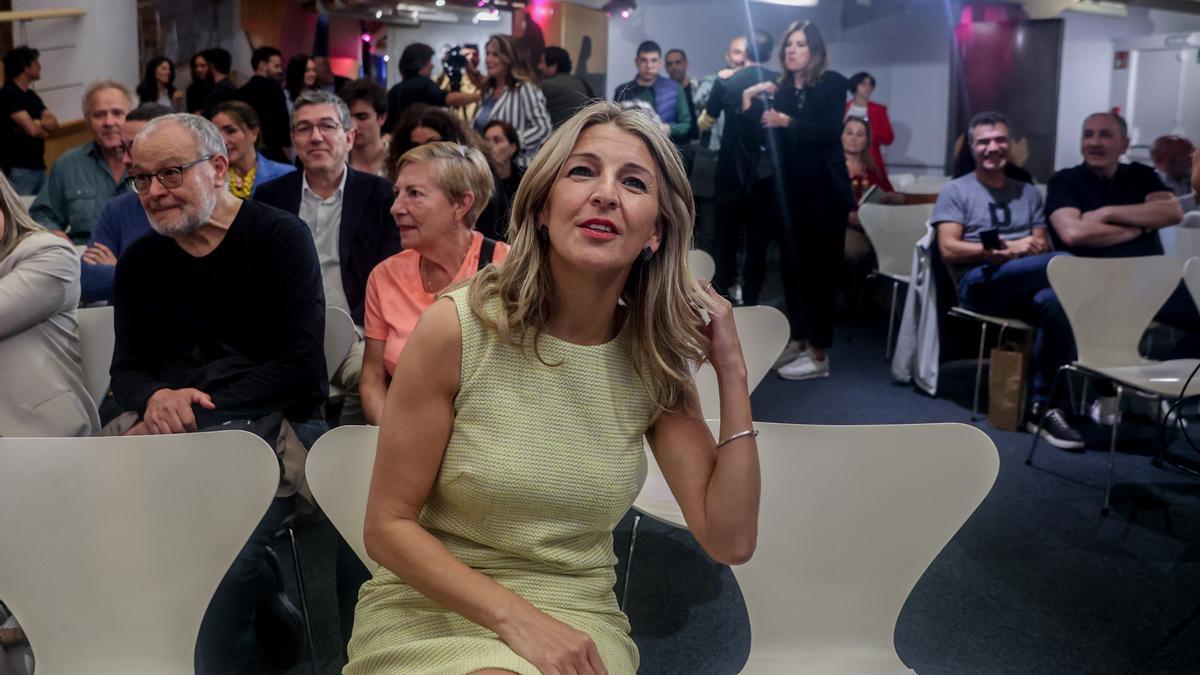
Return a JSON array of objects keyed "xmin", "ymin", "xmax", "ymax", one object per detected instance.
[{"xmin": 149, "ymin": 188, "xmax": 218, "ymax": 239}]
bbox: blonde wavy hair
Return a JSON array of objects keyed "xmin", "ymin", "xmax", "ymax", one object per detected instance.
[
  {"xmin": 396, "ymin": 142, "xmax": 495, "ymax": 228},
  {"xmin": 0, "ymin": 173, "xmax": 45, "ymax": 261},
  {"xmin": 465, "ymin": 100, "xmax": 715, "ymax": 412}
]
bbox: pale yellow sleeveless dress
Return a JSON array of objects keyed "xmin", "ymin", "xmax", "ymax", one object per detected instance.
[{"xmin": 344, "ymin": 286, "xmax": 658, "ymax": 675}]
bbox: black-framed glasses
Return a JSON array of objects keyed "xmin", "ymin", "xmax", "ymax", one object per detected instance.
[
  {"xmin": 126, "ymin": 155, "xmax": 214, "ymax": 194},
  {"xmin": 292, "ymin": 120, "xmax": 344, "ymax": 137}
]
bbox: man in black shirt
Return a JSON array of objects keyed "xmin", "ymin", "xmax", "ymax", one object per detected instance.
[
  {"xmin": 698, "ymin": 30, "xmax": 778, "ymax": 305},
  {"xmin": 1047, "ymin": 112, "xmax": 1195, "ymax": 351},
  {"xmin": 113, "ymin": 112, "xmax": 326, "ymax": 674},
  {"xmin": 1, "ymin": 46, "xmax": 58, "ymax": 194},
  {"xmin": 384, "ymin": 42, "xmax": 478, "ymax": 135},
  {"xmin": 201, "ymin": 48, "xmax": 236, "ymax": 118},
  {"xmin": 236, "ymin": 46, "xmax": 291, "ymax": 163}
]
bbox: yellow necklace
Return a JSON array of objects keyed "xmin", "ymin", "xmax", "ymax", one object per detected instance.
[{"xmin": 228, "ymin": 165, "xmax": 257, "ymax": 200}]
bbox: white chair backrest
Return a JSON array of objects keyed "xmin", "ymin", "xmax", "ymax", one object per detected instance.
[
  {"xmin": 693, "ymin": 305, "xmax": 789, "ymax": 419},
  {"xmin": 857, "ymin": 203, "xmax": 936, "ymax": 279},
  {"xmin": 1035, "ymin": 183, "xmax": 1048, "ymax": 198},
  {"xmin": 1183, "ymin": 257, "xmax": 1200, "ymax": 313},
  {"xmin": 889, "ymin": 173, "xmax": 916, "ymax": 191},
  {"xmin": 77, "ymin": 306, "xmax": 115, "ymax": 405},
  {"xmin": 324, "ymin": 306, "xmax": 357, "ymax": 380},
  {"xmin": 688, "ymin": 248, "xmax": 716, "ymax": 282},
  {"xmin": 19, "ymin": 194, "xmax": 36, "ymax": 211},
  {"xmin": 734, "ymin": 421, "xmax": 998, "ymax": 674},
  {"xmin": 1179, "ymin": 191, "xmax": 1196, "ymax": 214},
  {"xmin": 1048, "ymin": 255, "xmax": 1181, "ymax": 369},
  {"xmin": 0, "ymin": 431, "xmax": 279, "ymax": 675},
  {"xmin": 307, "ymin": 425, "xmax": 379, "ymax": 569}
]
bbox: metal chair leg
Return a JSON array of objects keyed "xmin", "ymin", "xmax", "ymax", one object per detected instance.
[
  {"xmin": 971, "ymin": 322, "xmax": 988, "ymax": 421},
  {"xmin": 1026, "ymin": 365, "xmax": 1070, "ymax": 465},
  {"xmin": 847, "ymin": 274, "xmax": 873, "ymax": 344},
  {"xmin": 620, "ymin": 513, "xmax": 641, "ymax": 611},
  {"xmin": 284, "ymin": 527, "xmax": 320, "ymax": 675},
  {"xmin": 885, "ymin": 280, "xmax": 900, "ymax": 361},
  {"xmin": 1102, "ymin": 386, "xmax": 1125, "ymax": 517}
]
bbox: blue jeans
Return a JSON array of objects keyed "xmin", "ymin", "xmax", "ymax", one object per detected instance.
[
  {"xmin": 958, "ymin": 252, "xmax": 1075, "ymax": 407},
  {"xmin": 194, "ymin": 418, "xmax": 328, "ymax": 675},
  {"xmin": 7, "ymin": 167, "xmax": 44, "ymax": 196}
]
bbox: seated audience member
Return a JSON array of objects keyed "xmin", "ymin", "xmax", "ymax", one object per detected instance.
[
  {"xmin": 284, "ymin": 54, "xmax": 317, "ymax": 116},
  {"xmin": 80, "ymin": 102, "xmax": 174, "ymax": 305},
  {"xmin": 341, "ymin": 79, "xmax": 390, "ymax": 177},
  {"xmin": 539, "ymin": 45, "xmax": 595, "ymax": 129},
  {"xmin": 111, "ymin": 113, "xmax": 326, "ymax": 674},
  {"xmin": 1150, "ymin": 134, "xmax": 1195, "ymax": 197},
  {"xmin": 844, "ymin": 72, "xmax": 894, "ymax": 181},
  {"xmin": 482, "ymin": 119, "xmax": 522, "ymax": 240},
  {"xmin": 186, "ymin": 50, "xmax": 214, "ymax": 115},
  {"xmin": 254, "ymin": 89, "xmax": 401, "ymax": 427},
  {"xmin": 842, "ymin": 115, "xmax": 897, "ymax": 305},
  {"xmin": 613, "ymin": 40, "xmax": 693, "ymax": 146},
  {"xmin": 1, "ymin": 46, "xmax": 58, "ymax": 196},
  {"xmin": 236, "ymin": 46, "xmax": 291, "ymax": 163},
  {"xmin": 344, "ymin": 100, "xmax": 757, "ymax": 675},
  {"xmin": 935, "ymin": 112, "xmax": 1080, "ymax": 448},
  {"xmin": 1046, "ymin": 112, "xmax": 1192, "ymax": 345},
  {"xmin": 202, "ymin": 48, "xmax": 237, "ymax": 117},
  {"xmin": 211, "ymin": 101, "xmax": 296, "ymax": 199},
  {"xmin": 952, "ymin": 132, "xmax": 1033, "ymax": 183},
  {"xmin": 386, "ymin": 43, "xmax": 479, "ymax": 132},
  {"xmin": 473, "ymin": 34, "xmax": 553, "ymax": 166},
  {"xmin": 135, "ymin": 56, "xmax": 183, "ymax": 109},
  {"xmin": 361, "ymin": 142, "xmax": 509, "ymax": 425},
  {"xmin": 387, "ymin": 104, "xmax": 484, "ymax": 180},
  {"xmin": 30, "ymin": 79, "xmax": 131, "ymax": 243},
  {"xmin": 0, "ymin": 173, "xmax": 99, "ymax": 437}
]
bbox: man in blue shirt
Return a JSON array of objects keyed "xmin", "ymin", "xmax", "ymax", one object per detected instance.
[{"xmin": 80, "ymin": 103, "xmax": 173, "ymax": 304}]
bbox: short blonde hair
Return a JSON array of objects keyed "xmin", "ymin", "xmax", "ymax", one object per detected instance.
[
  {"xmin": 396, "ymin": 142, "xmax": 495, "ymax": 228},
  {"xmin": 466, "ymin": 100, "xmax": 714, "ymax": 412},
  {"xmin": 81, "ymin": 78, "xmax": 132, "ymax": 117}
]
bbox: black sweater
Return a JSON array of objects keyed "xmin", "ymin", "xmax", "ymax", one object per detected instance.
[
  {"xmin": 236, "ymin": 75, "xmax": 291, "ymax": 163},
  {"xmin": 111, "ymin": 200, "xmax": 327, "ymax": 425}
]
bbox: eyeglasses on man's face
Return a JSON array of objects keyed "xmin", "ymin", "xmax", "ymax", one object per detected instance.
[
  {"xmin": 127, "ymin": 155, "xmax": 214, "ymax": 194},
  {"xmin": 292, "ymin": 120, "xmax": 345, "ymax": 137}
]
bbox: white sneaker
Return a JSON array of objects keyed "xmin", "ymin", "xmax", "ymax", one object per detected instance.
[
  {"xmin": 778, "ymin": 353, "xmax": 830, "ymax": 381},
  {"xmin": 772, "ymin": 341, "xmax": 804, "ymax": 370}
]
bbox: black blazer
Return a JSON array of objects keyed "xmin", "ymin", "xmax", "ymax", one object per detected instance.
[{"xmin": 253, "ymin": 166, "xmax": 402, "ymax": 326}]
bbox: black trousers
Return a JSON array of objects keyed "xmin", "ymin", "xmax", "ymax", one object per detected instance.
[
  {"xmin": 773, "ymin": 190, "xmax": 846, "ymax": 349},
  {"xmin": 713, "ymin": 176, "xmax": 775, "ymax": 303}
]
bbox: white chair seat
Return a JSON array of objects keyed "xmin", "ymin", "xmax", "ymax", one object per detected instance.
[
  {"xmin": 77, "ymin": 306, "xmax": 116, "ymax": 406},
  {"xmin": 947, "ymin": 306, "xmax": 1034, "ymax": 332},
  {"xmin": 306, "ymin": 425, "xmax": 380, "ymax": 569},
  {"xmin": 1074, "ymin": 359, "xmax": 1200, "ymax": 398}
]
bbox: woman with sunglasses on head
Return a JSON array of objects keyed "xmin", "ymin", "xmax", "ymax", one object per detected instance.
[
  {"xmin": 741, "ymin": 21, "xmax": 855, "ymax": 380},
  {"xmin": 345, "ymin": 101, "xmax": 759, "ymax": 675}
]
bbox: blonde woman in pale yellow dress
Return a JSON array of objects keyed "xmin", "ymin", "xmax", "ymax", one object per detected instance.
[{"xmin": 346, "ymin": 101, "xmax": 760, "ymax": 675}]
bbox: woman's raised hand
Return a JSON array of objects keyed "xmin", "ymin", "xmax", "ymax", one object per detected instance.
[{"xmin": 700, "ymin": 281, "xmax": 747, "ymax": 378}]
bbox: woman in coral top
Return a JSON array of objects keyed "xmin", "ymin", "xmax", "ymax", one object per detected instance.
[
  {"xmin": 844, "ymin": 71, "xmax": 895, "ymax": 183},
  {"xmin": 360, "ymin": 142, "xmax": 509, "ymax": 425}
]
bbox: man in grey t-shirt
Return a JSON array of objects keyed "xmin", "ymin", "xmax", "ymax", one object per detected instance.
[{"xmin": 933, "ymin": 111, "xmax": 1082, "ymax": 450}]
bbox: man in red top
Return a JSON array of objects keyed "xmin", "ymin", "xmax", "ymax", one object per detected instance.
[{"xmin": 844, "ymin": 71, "xmax": 894, "ymax": 182}]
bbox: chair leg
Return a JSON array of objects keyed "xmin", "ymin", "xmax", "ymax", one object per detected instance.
[
  {"xmin": 885, "ymin": 280, "xmax": 900, "ymax": 361},
  {"xmin": 1103, "ymin": 386, "xmax": 1124, "ymax": 517},
  {"xmin": 971, "ymin": 322, "xmax": 988, "ymax": 421},
  {"xmin": 847, "ymin": 274, "xmax": 873, "ymax": 344},
  {"xmin": 1026, "ymin": 365, "xmax": 1069, "ymax": 465},
  {"xmin": 285, "ymin": 527, "xmax": 320, "ymax": 675},
  {"xmin": 620, "ymin": 513, "xmax": 642, "ymax": 611}
]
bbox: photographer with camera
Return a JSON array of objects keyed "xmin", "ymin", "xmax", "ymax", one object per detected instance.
[
  {"xmin": 438, "ymin": 44, "xmax": 484, "ymax": 124},
  {"xmin": 385, "ymin": 43, "xmax": 480, "ymax": 135}
]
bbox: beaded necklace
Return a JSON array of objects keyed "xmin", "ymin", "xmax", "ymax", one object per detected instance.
[{"xmin": 228, "ymin": 165, "xmax": 257, "ymax": 200}]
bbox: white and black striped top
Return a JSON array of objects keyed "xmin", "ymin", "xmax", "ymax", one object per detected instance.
[{"xmin": 477, "ymin": 81, "xmax": 553, "ymax": 168}]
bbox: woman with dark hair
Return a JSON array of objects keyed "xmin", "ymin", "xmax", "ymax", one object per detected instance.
[
  {"xmin": 741, "ymin": 21, "xmax": 854, "ymax": 380},
  {"xmin": 284, "ymin": 54, "xmax": 317, "ymax": 115},
  {"xmin": 482, "ymin": 118, "xmax": 523, "ymax": 239},
  {"xmin": 473, "ymin": 34, "xmax": 552, "ymax": 166},
  {"xmin": 185, "ymin": 51, "xmax": 214, "ymax": 114},
  {"xmin": 211, "ymin": 100, "xmax": 296, "ymax": 198},
  {"xmin": 844, "ymin": 71, "xmax": 894, "ymax": 181},
  {"xmin": 136, "ymin": 57, "xmax": 182, "ymax": 109},
  {"xmin": 386, "ymin": 104, "xmax": 486, "ymax": 181}
]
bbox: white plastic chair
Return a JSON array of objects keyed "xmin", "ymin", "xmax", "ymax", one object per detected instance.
[
  {"xmin": 18, "ymin": 194, "xmax": 36, "ymax": 211},
  {"xmin": 888, "ymin": 173, "xmax": 915, "ymax": 191},
  {"xmin": 306, "ymin": 424, "xmax": 379, "ymax": 570},
  {"xmin": 735, "ymin": 421, "xmax": 998, "ymax": 673},
  {"xmin": 0, "ymin": 431, "xmax": 279, "ymax": 675},
  {"xmin": 1027, "ymin": 255, "xmax": 1199, "ymax": 515},
  {"xmin": 324, "ymin": 306, "xmax": 357, "ymax": 380},
  {"xmin": 850, "ymin": 203, "xmax": 936, "ymax": 359},
  {"xmin": 77, "ymin": 306, "xmax": 115, "ymax": 406},
  {"xmin": 688, "ymin": 248, "xmax": 716, "ymax": 282}
]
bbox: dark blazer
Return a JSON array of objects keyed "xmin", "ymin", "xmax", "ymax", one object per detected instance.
[{"xmin": 253, "ymin": 166, "xmax": 402, "ymax": 326}]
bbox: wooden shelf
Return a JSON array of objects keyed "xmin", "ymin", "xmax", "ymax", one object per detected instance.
[{"xmin": 0, "ymin": 9, "xmax": 87, "ymax": 23}]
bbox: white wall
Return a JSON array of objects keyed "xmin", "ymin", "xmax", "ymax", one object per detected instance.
[
  {"xmin": 11, "ymin": 0, "xmax": 139, "ymax": 120},
  {"xmin": 387, "ymin": 15, "xmax": 512, "ymax": 88}
]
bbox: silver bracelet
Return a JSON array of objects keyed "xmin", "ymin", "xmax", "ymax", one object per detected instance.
[{"xmin": 716, "ymin": 429, "xmax": 758, "ymax": 449}]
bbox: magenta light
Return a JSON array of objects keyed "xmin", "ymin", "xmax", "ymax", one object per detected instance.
[
  {"xmin": 361, "ymin": 33, "xmax": 371, "ymax": 42},
  {"xmin": 620, "ymin": 9, "xmax": 630, "ymax": 18}
]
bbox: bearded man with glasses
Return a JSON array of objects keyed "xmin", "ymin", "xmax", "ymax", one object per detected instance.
[{"xmin": 108, "ymin": 112, "xmax": 328, "ymax": 674}]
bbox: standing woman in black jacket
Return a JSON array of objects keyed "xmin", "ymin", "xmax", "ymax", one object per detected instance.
[{"xmin": 741, "ymin": 20, "xmax": 853, "ymax": 380}]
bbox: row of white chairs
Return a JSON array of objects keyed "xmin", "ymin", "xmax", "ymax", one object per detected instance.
[{"xmin": 0, "ymin": 420, "xmax": 998, "ymax": 675}]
